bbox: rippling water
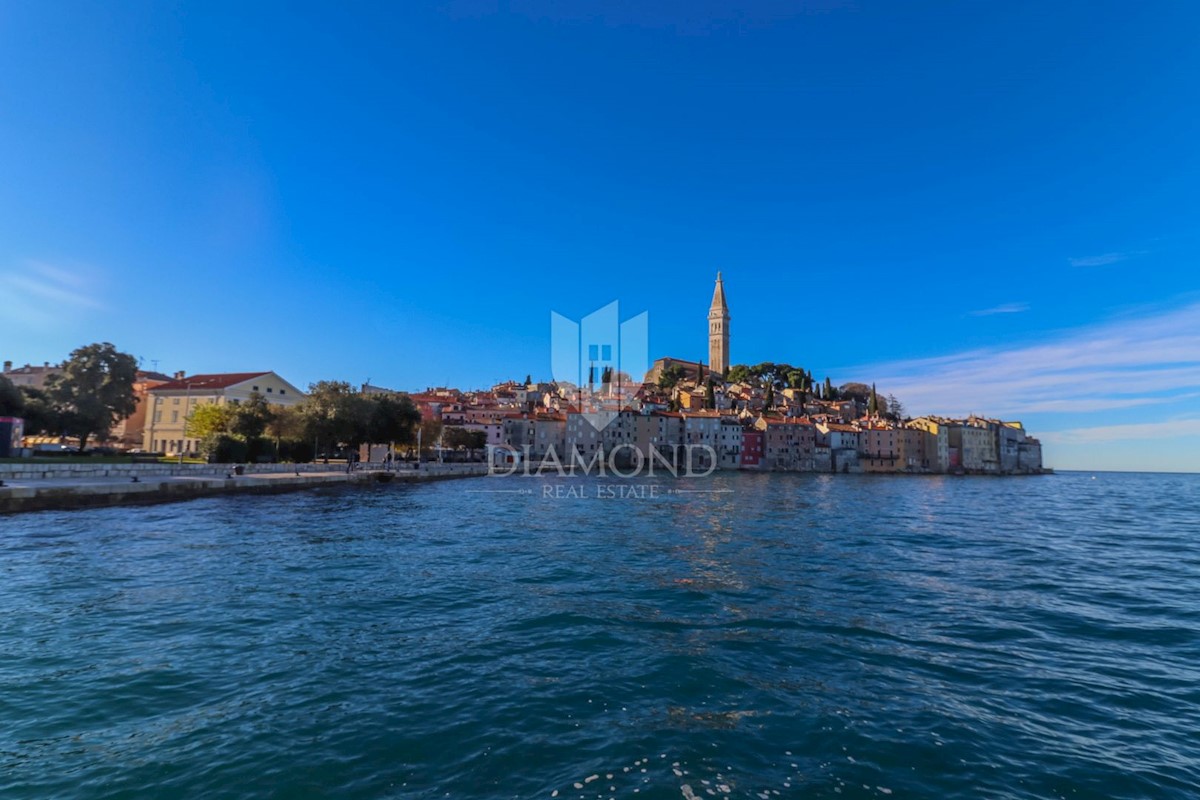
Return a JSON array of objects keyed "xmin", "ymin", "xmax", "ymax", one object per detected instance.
[{"xmin": 3, "ymin": 472, "xmax": 1199, "ymax": 799}]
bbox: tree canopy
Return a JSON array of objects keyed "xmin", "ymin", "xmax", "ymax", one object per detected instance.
[
  {"xmin": 230, "ymin": 392, "xmax": 275, "ymax": 442},
  {"xmin": 724, "ymin": 363, "xmax": 811, "ymax": 391},
  {"xmin": 297, "ymin": 382, "xmax": 424, "ymax": 455},
  {"xmin": 839, "ymin": 382, "xmax": 872, "ymax": 403},
  {"xmin": 725, "ymin": 364, "xmax": 752, "ymax": 384},
  {"xmin": 657, "ymin": 364, "xmax": 686, "ymax": 390},
  {"xmin": 45, "ymin": 343, "xmax": 138, "ymax": 451},
  {"xmin": 367, "ymin": 394, "xmax": 421, "ymax": 446},
  {"xmin": 185, "ymin": 403, "xmax": 235, "ymax": 442},
  {"xmin": 14, "ymin": 388, "xmax": 59, "ymax": 436},
  {"xmin": 0, "ymin": 375, "xmax": 23, "ymax": 417},
  {"xmin": 443, "ymin": 426, "xmax": 487, "ymax": 452}
]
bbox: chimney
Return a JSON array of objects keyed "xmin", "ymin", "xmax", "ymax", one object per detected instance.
[
  {"xmin": 174, "ymin": 370, "xmax": 186, "ymax": 380},
  {"xmin": 2, "ymin": 361, "xmax": 10, "ymax": 372}
]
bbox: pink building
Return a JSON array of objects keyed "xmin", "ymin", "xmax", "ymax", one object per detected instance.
[{"xmin": 740, "ymin": 429, "xmax": 764, "ymax": 468}]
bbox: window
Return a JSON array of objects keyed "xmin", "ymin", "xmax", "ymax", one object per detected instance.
[
  {"xmin": 252, "ymin": 386, "xmax": 259, "ymax": 391},
  {"xmin": 279, "ymin": 389, "xmax": 286, "ymax": 395},
  {"xmin": 266, "ymin": 387, "xmax": 273, "ymax": 393}
]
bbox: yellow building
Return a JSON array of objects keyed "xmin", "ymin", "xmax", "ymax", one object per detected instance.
[
  {"xmin": 143, "ymin": 371, "xmax": 305, "ymax": 455},
  {"xmin": 907, "ymin": 417, "xmax": 951, "ymax": 473}
]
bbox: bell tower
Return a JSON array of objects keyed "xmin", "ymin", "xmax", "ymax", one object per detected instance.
[{"xmin": 708, "ymin": 272, "xmax": 730, "ymax": 376}]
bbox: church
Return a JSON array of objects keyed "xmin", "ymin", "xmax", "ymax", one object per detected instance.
[{"xmin": 645, "ymin": 272, "xmax": 730, "ymax": 385}]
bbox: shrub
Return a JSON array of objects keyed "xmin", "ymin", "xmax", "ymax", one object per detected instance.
[{"xmin": 210, "ymin": 435, "xmax": 249, "ymax": 464}]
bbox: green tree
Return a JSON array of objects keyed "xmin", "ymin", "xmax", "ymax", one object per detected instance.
[
  {"xmin": 341, "ymin": 394, "xmax": 374, "ymax": 451},
  {"xmin": 300, "ymin": 381, "xmax": 369, "ymax": 453},
  {"xmin": 524, "ymin": 374, "xmax": 532, "ymax": 386},
  {"xmin": 367, "ymin": 394, "xmax": 421, "ymax": 449},
  {"xmin": 705, "ymin": 378, "xmax": 716, "ymax": 410},
  {"xmin": 725, "ymin": 364, "xmax": 752, "ymax": 384},
  {"xmin": 266, "ymin": 404, "xmax": 308, "ymax": 459},
  {"xmin": 45, "ymin": 342, "xmax": 138, "ymax": 451},
  {"xmin": 886, "ymin": 393, "xmax": 905, "ymax": 421},
  {"xmin": 185, "ymin": 403, "xmax": 234, "ymax": 458},
  {"xmin": 230, "ymin": 392, "xmax": 275, "ymax": 442},
  {"xmin": 267, "ymin": 404, "xmax": 306, "ymax": 440},
  {"xmin": 823, "ymin": 377, "xmax": 834, "ymax": 401},
  {"xmin": 0, "ymin": 375, "xmax": 24, "ymax": 416},
  {"xmin": 185, "ymin": 403, "xmax": 234, "ymax": 440},
  {"xmin": 657, "ymin": 364, "xmax": 686, "ymax": 390},
  {"xmin": 418, "ymin": 418, "xmax": 443, "ymax": 458},
  {"xmin": 867, "ymin": 383, "xmax": 879, "ymax": 416},
  {"xmin": 840, "ymin": 382, "xmax": 872, "ymax": 403},
  {"xmin": 443, "ymin": 426, "xmax": 487, "ymax": 456},
  {"xmin": 16, "ymin": 387, "xmax": 58, "ymax": 435},
  {"xmin": 764, "ymin": 384, "xmax": 775, "ymax": 409}
]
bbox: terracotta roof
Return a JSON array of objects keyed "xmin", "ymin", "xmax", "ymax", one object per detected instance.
[
  {"xmin": 3, "ymin": 364, "xmax": 58, "ymax": 374},
  {"xmin": 150, "ymin": 372, "xmax": 272, "ymax": 392}
]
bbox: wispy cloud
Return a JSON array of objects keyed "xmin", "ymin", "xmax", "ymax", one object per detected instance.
[
  {"xmin": 1068, "ymin": 252, "xmax": 1132, "ymax": 267},
  {"xmin": 0, "ymin": 260, "xmax": 106, "ymax": 328},
  {"xmin": 1041, "ymin": 417, "xmax": 1200, "ymax": 445},
  {"xmin": 848, "ymin": 302, "xmax": 1200, "ymax": 418},
  {"xmin": 969, "ymin": 302, "xmax": 1029, "ymax": 317}
]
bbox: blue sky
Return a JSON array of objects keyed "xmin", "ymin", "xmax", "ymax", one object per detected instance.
[{"xmin": 1, "ymin": 1, "xmax": 1198, "ymax": 471}]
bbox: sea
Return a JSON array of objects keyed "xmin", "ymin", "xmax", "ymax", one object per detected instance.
[{"xmin": 2, "ymin": 471, "xmax": 1198, "ymax": 799}]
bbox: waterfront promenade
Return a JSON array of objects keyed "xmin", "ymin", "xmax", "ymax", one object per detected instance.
[{"xmin": 0, "ymin": 462, "xmax": 489, "ymax": 514}]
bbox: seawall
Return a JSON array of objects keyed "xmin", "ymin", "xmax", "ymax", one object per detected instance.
[{"xmin": 0, "ymin": 462, "xmax": 491, "ymax": 514}]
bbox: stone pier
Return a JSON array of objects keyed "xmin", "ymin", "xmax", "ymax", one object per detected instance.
[{"xmin": 0, "ymin": 462, "xmax": 491, "ymax": 514}]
